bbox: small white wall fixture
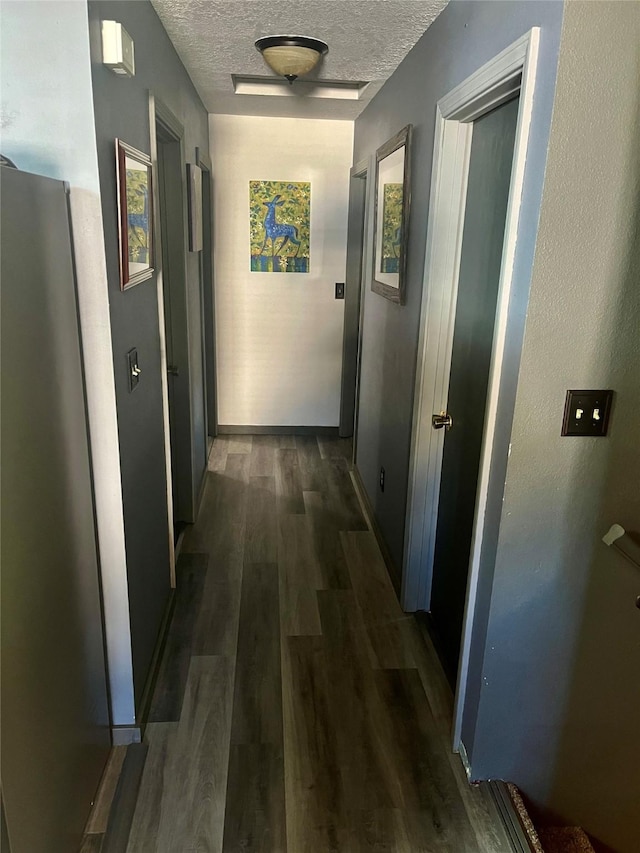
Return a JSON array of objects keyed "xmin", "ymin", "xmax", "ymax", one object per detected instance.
[
  {"xmin": 101, "ymin": 20, "xmax": 135, "ymax": 77},
  {"xmin": 402, "ymin": 29, "xmax": 540, "ymax": 747}
]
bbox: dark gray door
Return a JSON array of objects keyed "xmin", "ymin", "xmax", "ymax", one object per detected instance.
[
  {"xmin": 339, "ymin": 166, "xmax": 368, "ymax": 441},
  {"xmin": 1, "ymin": 167, "xmax": 110, "ymax": 852},
  {"xmin": 200, "ymin": 166, "xmax": 217, "ymax": 440},
  {"xmin": 430, "ymin": 97, "xmax": 519, "ymax": 685}
]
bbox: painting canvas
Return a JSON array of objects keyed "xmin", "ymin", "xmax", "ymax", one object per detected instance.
[
  {"xmin": 250, "ymin": 180, "xmax": 310, "ymax": 273},
  {"xmin": 116, "ymin": 139, "xmax": 153, "ymax": 289},
  {"xmin": 126, "ymin": 163, "xmax": 150, "ymax": 266},
  {"xmin": 380, "ymin": 182, "xmax": 403, "ymax": 274}
]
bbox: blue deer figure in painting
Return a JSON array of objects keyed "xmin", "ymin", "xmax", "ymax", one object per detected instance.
[
  {"xmin": 259, "ymin": 194, "xmax": 301, "ymax": 260},
  {"xmin": 127, "ymin": 183, "xmax": 149, "ymax": 263},
  {"xmin": 392, "ymin": 224, "xmax": 402, "ymax": 258}
]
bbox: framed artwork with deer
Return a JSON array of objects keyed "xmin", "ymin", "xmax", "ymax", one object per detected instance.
[
  {"xmin": 116, "ymin": 139, "xmax": 154, "ymax": 290},
  {"xmin": 249, "ymin": 180, "xmax": 310, "ymax": 273}
]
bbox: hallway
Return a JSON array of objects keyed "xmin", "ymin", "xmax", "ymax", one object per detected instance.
[{"xmin": 126, "ymin": 435, "xmax": 512, "ymax": 852}]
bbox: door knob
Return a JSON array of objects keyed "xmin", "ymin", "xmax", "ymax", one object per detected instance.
[
  {"xmin": 167, "ymin": 365, "xmax": 179, "ymax": 376},
  {"xmin": 432, "ymin": 412, "xmax": 453, "ymax": 430}
]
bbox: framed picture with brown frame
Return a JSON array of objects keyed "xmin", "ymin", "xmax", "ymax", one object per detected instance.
[
  {"xmin": 371, "ymin": 124, "xmax": 412, "ymax": 305},
  {"xmin": 116, "ymin": 139, "xmax": 154, "ymax": 289}
]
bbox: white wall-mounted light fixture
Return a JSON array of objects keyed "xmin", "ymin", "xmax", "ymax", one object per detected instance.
[
  {"xmin": 255, "ymin": 35, "xmax": 328, "ymax": 84},
  {"xmin": 101, "ymin": 21, "xmax": 135, "ymax": 77}
]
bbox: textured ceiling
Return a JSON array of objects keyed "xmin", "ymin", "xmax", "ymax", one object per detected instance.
[{"xmin": 150, "ymin": 0, "xmax": 448, "ymax": 119}]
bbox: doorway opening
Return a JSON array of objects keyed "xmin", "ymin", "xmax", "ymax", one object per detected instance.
[
  {"xmin": 155, "ymin": 104, "xmax": 194, "ymax": 546},
  {"xmin": 402, "ymin": 30, "xmax": 541, "ymax": 748},
  {"xmin": 339, "ymin": 160, "xmax": 368, "ymax": 465}
]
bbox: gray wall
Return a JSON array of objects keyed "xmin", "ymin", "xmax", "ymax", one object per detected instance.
[
  {"xmin": 0, "ymin": 0, "xmax": 136, "ymax": 726},
  {"xmin": 353, "ymin": 0, "xmax": 564, "ymax": 575},
  {"xmin": 355, "ymin": 1, "xmax": 640, "ymax": 848},
  {"xmin": 469, "ymin": 4, "xmax": 640, "ymax": 850},
  {"xmin": 88, "ymin": 0, "xmax": 210, "ymax": 706}
]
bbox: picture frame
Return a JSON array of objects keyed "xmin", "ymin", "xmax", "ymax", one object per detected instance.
[
  {"xmin": 187, "ymin": 163, "xmax": 203, "ymax": 252},
  {"xmin": 116, "ymin": 139, "xmax": 154, "ymax": 289},
  {"xmin": 372, "ymin": 124, "xmax": 412, "ymax": 305}
]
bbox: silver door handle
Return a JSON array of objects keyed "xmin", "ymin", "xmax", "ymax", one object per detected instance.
[{"xmin": 432, "ymin": 412, "xmax": 453, "ymax": 430}]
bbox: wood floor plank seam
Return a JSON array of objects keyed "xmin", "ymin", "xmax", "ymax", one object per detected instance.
[{"xmin": 103, "ymin": 744, "xmax": 149, "ymax": 853}]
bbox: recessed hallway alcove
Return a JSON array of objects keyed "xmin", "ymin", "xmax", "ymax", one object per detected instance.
[{"xmin": 123, "ymin": 435, "xmax": 511, "ymax": 851}]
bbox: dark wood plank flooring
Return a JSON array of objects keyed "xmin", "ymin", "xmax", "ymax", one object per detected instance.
[{"xmin": 125, "ymin": 435, "xmax": 512, "ymax": 852}]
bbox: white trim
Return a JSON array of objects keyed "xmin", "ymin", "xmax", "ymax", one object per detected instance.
[
  {"xmin": 149, "ymin": 93, "xmax": 177, "ymax": 589},
  {"xmin": 458, "ymin": 739, "xmax": 472, "ymax": 779},
  {"xmin": 439, "ymin": 31, "xmax": 533, "ymax": 122},
  {"xmin": 401, "ymin": 29, "xmax": 540, "ymax": 750},
  {"xmin": 68, "ymin": 190, "xmax": 136, "ymax": 728}
]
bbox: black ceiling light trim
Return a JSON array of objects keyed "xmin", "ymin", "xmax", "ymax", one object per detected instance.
[{"xmin": 255, "ymin": 35, "xmax": 329, "ymax": 53}]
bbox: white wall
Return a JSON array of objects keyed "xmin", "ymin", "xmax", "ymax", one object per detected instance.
[
  {"xmin": 0, "ymin": 0, "xmax": 135, "ymax": 727},
  {"xmin": 210, "ymin": 115, "xmax": 354, "ymax": 427}
]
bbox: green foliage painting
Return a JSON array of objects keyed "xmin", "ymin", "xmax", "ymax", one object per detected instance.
[
  {"xmin": 250, "ymin": 180, "xmax": 310, "ymax": 273},
  {"xmin": 126, "ymin": 168, "xmax": 150, "ymax": 265},
  {"xmin": 381, "ymin": 182, "xmax": 403, "ymax": 274}
]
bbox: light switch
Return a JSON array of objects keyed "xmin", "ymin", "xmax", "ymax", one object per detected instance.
[
  {"xmin": 335, "ymin": 282, "xmax": 345, "ymax": 300},
  {"xmin": 127, "ymin": 348, "xmax": 141, "ymax": 392},
  {"xmin": 561, "ymin": 390, "xmax": 612, "ymax": 436}
]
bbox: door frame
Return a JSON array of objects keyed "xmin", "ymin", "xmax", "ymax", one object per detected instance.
[
  {"xmin": 149, "ymin": 93, "xmax": 175, "ymax": 587},
  {"xmin": 401, "ymin": 30, "xmax": 540, "ymax": 746},
  {"xmin": 196, "ymin": 145, "xmax": 218, "ymax": 444},
  {"xmin": 350, "ymin": 159, "xmax": 369, "ymax": 465}
]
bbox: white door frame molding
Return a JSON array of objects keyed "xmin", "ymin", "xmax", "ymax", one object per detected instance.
[
  {"xmin": 401, "ymin": 29, "xmax": 540, "ymax": 747},
  {"xmin": 149, "ymin": 92, "xmax": 177, "ymax": 589}
]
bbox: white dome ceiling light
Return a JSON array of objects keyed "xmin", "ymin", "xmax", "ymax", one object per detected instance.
[{"xmin": 255, "ymin": 35, "xmax": 329, "ymax": 84}]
